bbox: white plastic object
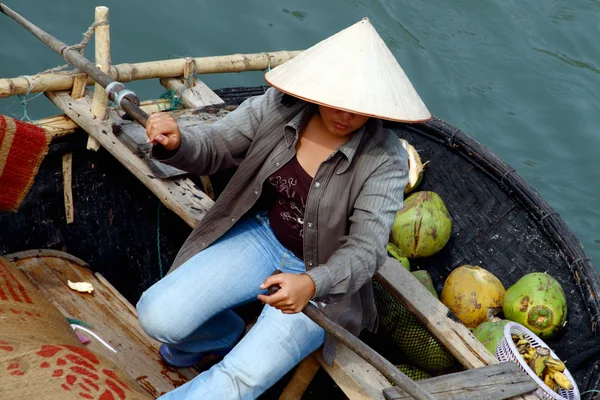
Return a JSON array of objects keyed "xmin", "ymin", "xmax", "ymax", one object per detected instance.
[{"xmin": 495, "ymin": 322, "xmax": 579, "ymax": 400}]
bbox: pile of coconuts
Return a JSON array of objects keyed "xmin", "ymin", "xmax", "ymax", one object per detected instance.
[
  {"xmin": 445, "ymin": 268, "xmax": 568, "ymax": 352},
  {"xmin": 377, "ymin": 139, "xmax": 460, "ymax": 378},
  {"xmin": 382, "ymin": 139, "xmax": 568, "ymax": 377}
]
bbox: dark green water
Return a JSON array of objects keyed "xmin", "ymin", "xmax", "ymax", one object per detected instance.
[{"xmin": 1, "ymin": 0, "xmax": 599, "ymax": 272}]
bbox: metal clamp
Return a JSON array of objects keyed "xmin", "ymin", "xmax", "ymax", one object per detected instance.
[
  {"xmin": 105, "ymin": 81, "xmax": 124, "ymax": 99},
  {"xmin": 104, "ymin": 82, "xmax": 140, "ymax": 109},
  {"xmin": 115, "ymin": 89, "xmax": 140, "ymax": 108}
]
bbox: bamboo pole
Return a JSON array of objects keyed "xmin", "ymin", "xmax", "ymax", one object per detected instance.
[
  {"xmin": 0, "ymin": 51, "xmax": 301, "ymax": 98},
  {"xmin": 88, "ymin": 6, "xmax": 110, "ymax": 151},
  {"xmin": 71, "ymin": 74, "xmax": 87, "ymax": 99}
]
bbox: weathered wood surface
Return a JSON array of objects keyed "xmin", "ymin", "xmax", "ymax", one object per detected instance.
[
  {"xmin": 114, "ymin": 106, "xmax": 233, "ymax": 157},
  {"xmin": 160, "ymin": 77, "xmax": 225, "ymax": 109},
  {"xmin": 278, "ymin": 353, "xmax": 321, "ymax": 400},
  {"xmin": 7, "ymin": 249, "xmax": 197, "ymax": 398},
  {"xmin": 46, "ymin": 91, "xmax": 213, "ymax": 228},
  {"xmin": 383, "ymin": 362, "xmax": 537, "ymax": 400},
  {"xmin": 374, "ymin": 263, "xmax": 538, "ymax": 400},
  {"xmin": 316, "ymin": 342, "xmax": 390, "ymax": 400},
  {"xmin": 61, "ymin": 152, "xmax": 74, "ymax": 224},
  {"xmin": 38, "ymin": 99, "xmax": 177, "ymax": 138},
  {"xmin": 375, "ymin": 263, "xmax": 496, "ymax": 369},
  {"xmin": 0, "ymin": 51, "xmax": 301, "ymax": 97}
]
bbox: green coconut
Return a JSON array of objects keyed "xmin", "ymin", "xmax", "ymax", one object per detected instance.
[
  {"xmin": 390, "ymin": 191, "xmax": 452, "ymax": 258},
  {"xmin": 503, "ymin": 273, "xmax": 567, "ymax": 339},
  {"xmin": 387, "ymin": 243, "xmax": 410, "ymax": 270},
  {"xmin": 411, "ymin": 270, "xmax": 438, "ymax": 299},
  {"xmin": 473, "ymin": 319, "xmax": 509, "ymax": 356}
]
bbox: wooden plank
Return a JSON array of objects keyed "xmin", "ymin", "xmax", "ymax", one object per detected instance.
[
  {"xmin": 383, "ymin": 362, "xmax": 537, "ymax": 400},
  {"xmin": 11, "ymin": 252, "xmax": 198, "ymax": 398},
  {"xmin": 315, "ymin": 342, "xmax": 389, "ymax": 400},
  {"xmin": 160, "ymin": 77, "xmax": 224, "ymax": 109},
  {"xmin": 375, "ymin": 263, "xmax": 496, "ymax": 369},
  {"xmin": 62, "ymin": 152, "xmax": 74, "ymax": 224},
  {"xmin": 45, "ymin": 91, "xmax": 214, "ymax": 228},
  {"xmin": 114, "ymin": 107, "xmax": 231, "ymax": 157},
  {"xmin": 37, "ymin": 99, "xmax": 178, "ymax": 139},
  {"xmin": 375, "ymin": 262, "xmax": 538, "ymax": 400},
  {"xmin": 279, "ymin": 353, "xmax": 321, "ymax": 400}
]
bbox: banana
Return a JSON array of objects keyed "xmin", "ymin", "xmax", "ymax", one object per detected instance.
[
  {"xmin": 528, "ymin": 347, "xmax": 551, "ymax": 377},
  {"xmin": 544, "ymin": 372, "xmax": 557, "ymax": 393},
  {"xmin": 516, "ymin": 339, "xmax": 529, "ymax": 346},
  {"xmin": 553, "ymin": 371, "xmax": 574, "ymax": 390},
  {"xmin": 544, "ymin": 357, "xmax": 566, "ymax": 372}
]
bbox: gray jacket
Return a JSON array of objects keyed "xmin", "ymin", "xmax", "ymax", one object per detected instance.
[{"xmin": 158, "ymin": 87, "xmax": 408, "ymax": 363}]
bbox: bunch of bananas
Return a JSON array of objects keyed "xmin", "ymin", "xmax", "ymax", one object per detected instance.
[{"xmin": 512, "ymin": 334, "xmax": 574, "ymax": 393}]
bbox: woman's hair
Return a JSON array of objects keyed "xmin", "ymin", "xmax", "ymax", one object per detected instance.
[{"xmin": 280, "ymin": 93, "xmax": 299, "ymax": 107}]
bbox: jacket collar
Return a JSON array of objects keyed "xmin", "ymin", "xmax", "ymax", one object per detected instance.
[{"xmin": 284, "ymin": 105, "xmax": 312, "ymax": 147}]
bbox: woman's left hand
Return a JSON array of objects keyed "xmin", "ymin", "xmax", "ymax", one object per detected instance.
[{"xmin": 257, "ymin": 273, "xmax": 316, "ymax": 314}]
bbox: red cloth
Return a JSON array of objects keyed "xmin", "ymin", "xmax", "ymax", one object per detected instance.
[{"xmin": 0, "ymin": 115, "xmax": 50, "ymax": 211}]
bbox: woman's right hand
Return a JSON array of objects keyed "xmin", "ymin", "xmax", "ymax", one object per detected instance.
[{"xmin": 145, "ymin": 112, "xmax": 181, "ymax": 151}]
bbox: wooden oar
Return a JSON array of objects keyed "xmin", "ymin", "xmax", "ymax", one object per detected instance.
[
  {"xmin": 267, "ymin": 273, "xmax": 436, "ymax": 400},
  {"xmin": 0, "ymin": 3, "xmax": 148, "ymax": 127},
  {"xmin": 303, "ymin": 303, "xmax": 437, "ymax": 400}
]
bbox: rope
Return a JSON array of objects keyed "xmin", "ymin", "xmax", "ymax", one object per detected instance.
[
  {"xmin": 159, "ymin": 89, "xmax": 184, "ymax": 111},
  {"xmin": 570, "ymin": 257, "xmax": 592, "ymax": 267},
  {"xmin": 264, "ymin": 53, "xmax": 272, "ymax": 71},
  {"xmin": 500, "ymin": 168, "xmax": 516, "ymax": 184},
  {"xmin": 539, "ymin": 211, "xmax": 559, "ymax": 223},
  {"xmin": 183, "ymin": 57, "xmax": 197, "ymax": 88},
  {"xmin": 16, "ymin": 75, "xmax": 46, "ymax": 123},
  {"xmin": 157, "ymin": 201, "xmax": 164, "ymax": 278},
  {"xmin": 39, "ymin": 20, "xmax": 109, "ymax": 75},
  {"xmin": 447, "ymin": 127, "xmax": 460, "ymax": 147},
  {"xmin": 581, "ymin": 390, "xmax": 600, "ymax": 395}
]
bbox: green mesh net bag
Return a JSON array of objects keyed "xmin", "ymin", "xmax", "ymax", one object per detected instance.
[{"xmin": 373, "ymin": 280, "xmax": 462, "ymax": 376}]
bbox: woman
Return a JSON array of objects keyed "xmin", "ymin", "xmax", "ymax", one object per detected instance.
[{"xmin": 137, "ymin": 18, "xmax": 430, "ymax": 399}]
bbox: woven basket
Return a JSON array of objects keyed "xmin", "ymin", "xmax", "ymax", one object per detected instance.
[{"xmin": 495, "ymin": 322, "xmax": 579, "ymax": 400}]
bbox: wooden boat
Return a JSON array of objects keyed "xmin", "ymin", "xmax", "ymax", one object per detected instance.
[
  {"xmin": 1, "ymin": 83, "xmax": 599, "ymax": 399},
  {"xmin": 0, "ymin": 4, "xmax": 598, "ymax": 398}
]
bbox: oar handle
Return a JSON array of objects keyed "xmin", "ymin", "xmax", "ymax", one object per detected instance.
[
  {"xmin": 266, "ymin": 271, "xmax": 436, "ymax": 400},
  {"xmin": 0, "ymin": 3, "xmax": 149, "ymax": 127}
]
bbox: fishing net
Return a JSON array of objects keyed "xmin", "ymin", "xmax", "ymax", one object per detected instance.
[{"xmin": 373, "ymin": 280, "xmax": 462, "ymax": 376}]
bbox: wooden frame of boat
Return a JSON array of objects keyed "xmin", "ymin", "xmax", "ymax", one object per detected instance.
[{"xmin": 1, "ymin": 4, "xmax": 599, "ymax": 399}]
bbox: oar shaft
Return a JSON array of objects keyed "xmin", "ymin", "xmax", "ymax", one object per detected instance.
[
  {"xmin": 303, "ymin": 304, "xmax": 437, "ymax": 400},
  {"xmin": 0, "ymin": 3, "xmax": 149, "ymax": 126}
]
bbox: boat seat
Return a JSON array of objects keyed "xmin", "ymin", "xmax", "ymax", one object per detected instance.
[{"xmin": 5, "ymin": 249, "xmax": 199, "ymax": 398}]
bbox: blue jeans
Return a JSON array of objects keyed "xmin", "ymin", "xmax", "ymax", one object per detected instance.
[{"xmin": 136, "ymin": 212, "xmax": 325, "ymax": 399}]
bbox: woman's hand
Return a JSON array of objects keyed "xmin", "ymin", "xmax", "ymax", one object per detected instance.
[
  {"xmin": 257, "ymin": 273, "xmax": 316, "ymax": 314},
  {"xmin": 145, "ymin": 112, "xmax": 181, "ymax": 151}
]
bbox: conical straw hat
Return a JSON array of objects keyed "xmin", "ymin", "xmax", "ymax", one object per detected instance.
[{"xmin": 265, "ymin": 18, "xmax": 431, "ymax": 123}]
